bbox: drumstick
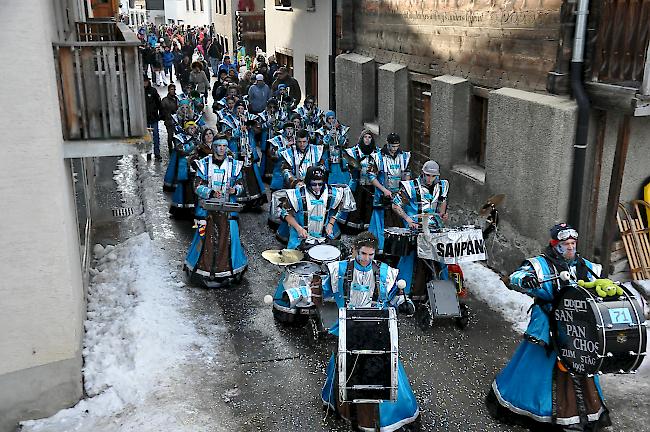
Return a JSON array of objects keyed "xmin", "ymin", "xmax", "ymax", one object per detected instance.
[{"xmin": 397, "ymin": 279, "xmax": 407, "ymax": 305}]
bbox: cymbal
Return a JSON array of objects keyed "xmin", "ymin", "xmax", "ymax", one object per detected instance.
[
  {"xmin": 479, "ymin": 194, "xmax": 506, "ymax": 215},
  {"xmin": 262, "ymin": 249, "xmax": 304, "ymax": 266}
]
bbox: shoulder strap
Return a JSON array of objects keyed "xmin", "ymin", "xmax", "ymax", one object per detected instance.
[
  {"xmin": 372, "ymin": 261, "xmax": 381, "ymax": 302},
  {"xmin": 343, "ymin": 258, "xmax": 355, "ymax": 300},
  {"xmin": 300, "ymin": 186, "xmax": 309, "ymax": 229}
]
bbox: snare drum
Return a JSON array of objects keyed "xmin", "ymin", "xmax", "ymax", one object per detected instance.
[
  {"xmin": 383, "ymin": 227, "xmax": 417, "ymax": 256},
  {"xmin": 283, "ymin": 261, "xmax": 323, "ymax": 307},
  {"xmin": 338, "ymin": 307, "xmax": 398, "ymax": 403},
  {"xmin": 308, "ymin": 244, "xmax": 341, "ymax": 264},
  {"xmin": 553, "ymin": 284, "xmax": 647, "ymax": 375}
]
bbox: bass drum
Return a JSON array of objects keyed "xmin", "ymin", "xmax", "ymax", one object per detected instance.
[{"xmin": 553, "ymin": 284, "xmax": 647, "ymax": 375}]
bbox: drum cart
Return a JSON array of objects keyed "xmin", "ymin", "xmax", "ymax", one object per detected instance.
[{"xmin": 412, "ymin": 225, "xmax": 488, "ymax": 331}]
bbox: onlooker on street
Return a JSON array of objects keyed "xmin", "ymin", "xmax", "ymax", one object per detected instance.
[
  {"xmin": 144, "ymin": 75, "xmax": 162, "ymax": 160},
  {"xmin": 189, "ymin": 61, "xmax": 210, "ymax": 102},
  {"xmin": 207, "ymin": 37, "xmax": 223, "ymax": 77},
  {"xmin": 161, "ymin": 83, "xmax": 179, "ymax": 154},
  {"xmin": 218, "ymin": 55, "xmax": 237, "ymax": 75},
  {"xmin": 162, "ymin": 46, "xmax": 175, "ymax": 81},
  {"xmin": 247, "ymin": 74, "xmax": 271, "ymax": 114}
]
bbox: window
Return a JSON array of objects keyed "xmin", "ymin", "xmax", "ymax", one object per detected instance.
[
  {"xmin": 410, "ymin": 81, "xmax": 432, "ymax": 168},
  {"xmin": 225, "ymin": 37, "xmax": 229, "ymax": 54},
  {"xmin": 468, "ymin": 91, "xmax": 488, "ymax": 167},
  {"xmin": 186, "ymin": 0, "xmax": 189, "ymax": 10},
  {"xmin": 200, "ymin": 0, "xmax": 204, "ymax": 11},
  {"xmin": 275, "ymin": 52, "xmax": 294, "ymax": 74},
  {"xmin": 275, "ymin": 0, "xmax": 292, "ymax": 8},
  {"xmin": 374, "ymin": 64, "xmax": 380, "ymax": 120},
  {"xmin": 305, "ymin": 59, "xmax": 318, "ymax": 102},
  {"xmin": 192, "ymin": 0, "xmax": 196, "ymax": 10}
]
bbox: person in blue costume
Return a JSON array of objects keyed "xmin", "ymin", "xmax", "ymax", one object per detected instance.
[
  {"xmin": 220, "ymin": 101, "xmax": 267, "ymax": 208},
  {"xmin": 184, "ymin": 138, "xmax": 248, "ymax": 287},
  {"xmin": 321, "ymin": 231, "xmax": 420, "ymax": 432},
  {"xmin": 276, "ymin": 129, "xmax": 327, "ymax": 243},
  {"xmin": 187, "ymin": 128, "xmax": 217, "ymax": 218},
  {"xmin": 260, "ymin": 99, "xmax": 288, "ymax": 182},
  {"xmin": 267, "ymin": 122, "xmax": 295, "ymax": 191},
  {"xmin": 164, "ymin": 120, "xmax": 200, "ymax": 194},
  {"xmin": 278, "ymin": 166, "xmax": 355, "ymax": 250},
  {"xmin": 341, "ymin": 129, "xmax": 380, "ymax": 232},
  {"xmin": 280, "ymin": 129, "xmax": 326, "ymax": 190},
  {"xmin": 252, "ymin": 98, "xmax": 280, "ymax": 175},
  {"xmin": 391, "ymin": 160, "xmax": 449, "ymax": 297},
  {"xmin": 316, "ymin": 111, "xmax": 351, "ymax": 186},
  {"xmin": 486, "ymin": 223, "xmax": 611, "ymax": 431},
  {"xmin": 294, "ymin": 95, "xmax": 323, "ymax": 136},
  {"xmin": 169, "ymin": 124, "xmax": 210, "ymax": 219},
  {"xmin": 164, "ymin": 98, "xmax": 198, "ymax": 191},
  {"xmin": 368, "ymin": 133, "xmax": 411, "ymax": 253}
]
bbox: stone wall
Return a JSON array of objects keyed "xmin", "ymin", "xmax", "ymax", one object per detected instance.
[{"xmin": 353, "ymin": 0, "xmax": 562, "ymax": 92}]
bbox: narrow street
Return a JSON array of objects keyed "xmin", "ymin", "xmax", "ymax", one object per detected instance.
[{"xmin": 130, "ymin": 119, "xmax": 529, "ymax": 431}]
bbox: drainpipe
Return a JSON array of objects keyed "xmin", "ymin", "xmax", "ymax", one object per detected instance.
[
  {"xmin": 329, "ymin": 0, "xmax": 338, "ymax": 111},
  {"xmin": 568, "ymin": 0, "xmax": 590, "ymax": 231}
]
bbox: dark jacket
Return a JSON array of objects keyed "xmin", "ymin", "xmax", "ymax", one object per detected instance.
[
  {"xmin": 160, "ymin": 94, "xmax": 178, "ymax": 126},
  {"xmin": 271, "ymin": 76, "xmax": 302, "ymax": 105},
  {"xmin": 144, "ymin": 85, "xmax": 162, "ymax": 123}
]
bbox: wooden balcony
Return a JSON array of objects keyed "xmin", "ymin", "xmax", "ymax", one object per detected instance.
[
  {"xmin": 53, "ymin": 21, "xmax": 150, "ymax": 157},
  {"xmin": 585, "ymin": 0, "xmax": 650, "ymax": 116},
  {"xmin": 236, "ymin": 11, "xmax": 265, "ymax": 40}
]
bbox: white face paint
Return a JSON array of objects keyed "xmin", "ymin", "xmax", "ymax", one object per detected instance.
[
  {"xmin": 362, "ymin": 134, "xmax": 372, "ymax": 145},
  {"xmin": 555, "ymin": 239, "xmax": 577, "ymax": 260}
]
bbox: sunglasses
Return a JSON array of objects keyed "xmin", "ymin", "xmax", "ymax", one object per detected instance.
[{"xmin": 556, "ymin": 228, "xmax": 579, "ymax": 241}]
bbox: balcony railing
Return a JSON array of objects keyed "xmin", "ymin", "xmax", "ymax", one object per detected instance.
[
  {"xmin": 53, "ymin": 21, "xmax": 146, "ymax": 141},
  {"xmin": 236, "ymin": 11, "xmax": 265, "ymax": 40}
]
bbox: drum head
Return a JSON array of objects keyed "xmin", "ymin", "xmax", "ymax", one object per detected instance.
[
  {"xmin": 287, "ymin": 261, "xmax": 321, "ymax": 275},
  {"xmin": 308, "ymin": 244, "xmax": 341, "ymax": 262},
  {"xmin": 553, "ymin": 287, "xmax": 601, "ymax": 375}
]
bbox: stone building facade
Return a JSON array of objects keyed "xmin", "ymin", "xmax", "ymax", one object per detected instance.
[{"xmin": 336, "ymin": 0, "xmax": 650, "ymax": 273}]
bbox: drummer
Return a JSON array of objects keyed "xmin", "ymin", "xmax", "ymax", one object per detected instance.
[
  {"xmin": 391, "ymin": 160, "xmax": 449, "ymax": 297},
  {"xmin": 486, "ymin": 223, "xmax": 611, "ymax": 430},
  {"xmin": 340, "ymin": 129, "xmax": 380, "ymax": 232},
  {"xmin": 279, "ymin": 166, "xmax": 354, "ymax": 250},
  {"xmin": 321, "ymin": 231, "xmax": 420, "ymax": 430},
  {"xmin": 368, "ymin": 133, "xmax": 412, "ymax": 253},
  {"xmin": 184, "ymin": 137, "xmax": 248, "ymax": 286},
  {"xmin": 279, "ymin": 128, "xmax": 326, "ymax": 189}
]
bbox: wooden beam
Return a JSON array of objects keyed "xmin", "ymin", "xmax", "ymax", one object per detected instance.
[{"xmin": 600, "ymin": 115, "xmax": 631, "ymax": 273}]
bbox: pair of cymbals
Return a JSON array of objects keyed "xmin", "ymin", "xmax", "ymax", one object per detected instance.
[{"xmin": 262, "ymin": 249, "xmax": 304, "ymax": 266}]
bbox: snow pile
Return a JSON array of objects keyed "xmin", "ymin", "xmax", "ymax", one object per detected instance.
[
  {"xmin": 461, "ymin": 262, "xmax": 533, "ymax": 333},
  {"xmin": 21, "ymin": 233, "xmax": 209, "ymax": 431}
]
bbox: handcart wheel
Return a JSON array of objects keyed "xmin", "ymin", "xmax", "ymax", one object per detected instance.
[
  {"xmin": 415, "ymin": 303, "xmax": 433, "ymax": 330},
  {"xmin": 455, "ymin": 303, "xmax": 470, "ymax": 330}
]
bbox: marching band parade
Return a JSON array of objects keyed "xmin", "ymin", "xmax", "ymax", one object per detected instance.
[
  {"xmin": 6, "ymin": 0, "xmax": 650, "ymax": 429},
  {"xmin": 139, "ymin": 26, "xmax": 648, "ymax": 431}
]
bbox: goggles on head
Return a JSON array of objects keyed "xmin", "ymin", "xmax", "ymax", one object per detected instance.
[{"xmin": 556, "ymin": 228, "xmax": 579, "ymax": 241}]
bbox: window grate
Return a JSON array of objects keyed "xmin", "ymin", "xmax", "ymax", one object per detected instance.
[{"xmin": 112, "ymin": 207, "xmax": 134, "ymax": 217}]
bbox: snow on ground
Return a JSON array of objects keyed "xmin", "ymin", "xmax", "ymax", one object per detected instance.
[
  {"xmin": 20, "ymin": 233, "xmax": 214, "ymax": 432},
  {"xmin": 461, "ymin": 262, "xmax": 532, "ymax": 333}
]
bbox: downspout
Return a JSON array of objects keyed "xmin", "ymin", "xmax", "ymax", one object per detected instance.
[
  {"xmin": 568, "ymin": 0, "xmax": 590, "ymax": 231},
  {"xmin": 329, "ymin": 0, "xmax": 338, "ymax": 110}
]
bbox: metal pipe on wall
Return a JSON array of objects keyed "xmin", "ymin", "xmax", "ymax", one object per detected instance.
[{"xmin": 568, "ymin": 0, "xmax": 591, "ymax": 232}]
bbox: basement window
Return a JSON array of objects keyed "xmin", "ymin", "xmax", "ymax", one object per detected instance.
[{"xmin": 275, "ymin": 0, "xmax": 292, "ymax": 10}]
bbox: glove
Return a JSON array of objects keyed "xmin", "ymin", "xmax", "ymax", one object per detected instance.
[{"xmin": 521, "ymin": 274, "xmax": 540, "ymax": 290}]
